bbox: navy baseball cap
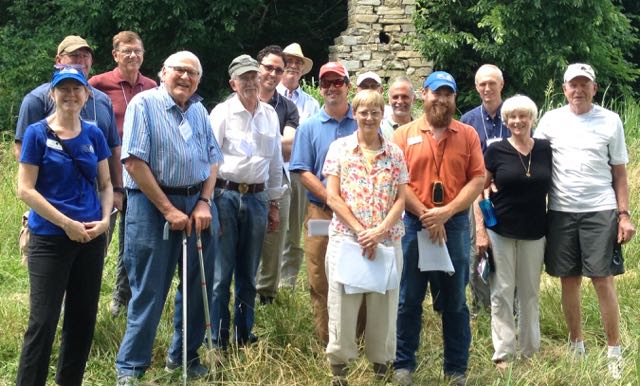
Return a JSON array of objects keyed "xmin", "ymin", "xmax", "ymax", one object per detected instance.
[{"xmin": 423, "ymin": 71, "xmax": 457, "ymax": 92}]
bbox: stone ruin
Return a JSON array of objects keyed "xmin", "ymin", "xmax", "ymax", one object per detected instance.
[{"xmin": 328, "ymin": 0, "xmax": 432, "ymax": 86}]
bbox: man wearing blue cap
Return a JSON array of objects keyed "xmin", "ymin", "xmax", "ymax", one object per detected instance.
[{"xmin": 392, "ymin": 71, "xmax": 485, "ymax": 385}]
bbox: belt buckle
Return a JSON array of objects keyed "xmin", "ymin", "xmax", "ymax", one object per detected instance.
[{"xmin": 238, "ymin": 183, "xmax": 249, "ymax": 194}]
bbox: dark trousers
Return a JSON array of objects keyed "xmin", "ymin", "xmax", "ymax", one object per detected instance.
[
  {"xmin": 16, "ymin": 233, "xmax": 106, "ymax": 386},
  {"xmin": 113, "ymin": 195, "xmax": 132, "ymax": 304}
]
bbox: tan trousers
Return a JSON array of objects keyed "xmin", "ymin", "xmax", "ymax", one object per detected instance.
[
  {"xmin": 304, "ymin": 204, "xmax": 333, "ymax": 343},
  {"xmin": 487, "ymin": 230, "xmax": 545, "ymax": 361},
  {"xmin": 325, "ymin": 234, "xmax": 403, "ymax": 365}
]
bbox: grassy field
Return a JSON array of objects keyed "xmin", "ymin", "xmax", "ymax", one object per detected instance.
[{"xmin": 0, "ymin": 104, "xmax": 639, "ymax": 385}]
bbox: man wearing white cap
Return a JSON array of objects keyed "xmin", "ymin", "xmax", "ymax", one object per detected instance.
[
  {"xmin": 535, "ymin": 63, "xmax": 635, "ymax": 379},
  {"xmin": 277, "ymin": 43, "xmax": 320, "ymax": 288},
  {"xmin": 356, "ymin": 71, "xmax": 393, "ymax": 119}
]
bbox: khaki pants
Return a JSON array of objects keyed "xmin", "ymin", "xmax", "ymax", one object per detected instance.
[
  {"xmin": 280, "ymin": 172, "xmax": 308, "ymax": 288},
  {"xmin": 325, "ymin": 234, "xmax": 402, "ymax": 365},
  {"xmin": 487, "ymin": 230, "xmax": 545, "ymax": 360},
  {"xmin": 303, "ymin": 203, "xmax": 333, "ymax": 343}
]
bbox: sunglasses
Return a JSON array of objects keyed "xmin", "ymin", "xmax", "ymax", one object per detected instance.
[
  {"xmin": 320, "ymin": 78, "xmax": 347, "ymax": 89},
  {"xmin": 261, "ymin": 63, "xmax": 285, "ymax": 75}
]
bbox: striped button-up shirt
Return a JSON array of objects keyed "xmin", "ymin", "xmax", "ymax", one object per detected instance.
[
  {"xmin": 121, "ymin": 85, "xmax": 222, "ymax": 189},
  {"xmin": 276, "ymin": 83, "xmax": 320, "ymax": 123}
]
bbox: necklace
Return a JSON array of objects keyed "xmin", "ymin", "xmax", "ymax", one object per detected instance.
[{"xmin": 517, "ymin": 151, "xmax": 532, "ymax": 177}]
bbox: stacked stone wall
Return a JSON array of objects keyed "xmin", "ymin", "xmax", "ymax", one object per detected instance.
[{"xmin": 329, "ymin": 0, "xmax": 432, "ymax": 85}]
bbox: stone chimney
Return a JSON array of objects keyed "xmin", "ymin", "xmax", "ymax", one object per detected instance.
[{"xmin": 328, "ymin": 0, "xmax": 432, "ymax": 86}]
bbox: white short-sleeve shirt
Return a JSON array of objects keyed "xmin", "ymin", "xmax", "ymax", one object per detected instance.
[{"xmin": 534, "ymin": 104, "xmax": 628, "ymax": 212}]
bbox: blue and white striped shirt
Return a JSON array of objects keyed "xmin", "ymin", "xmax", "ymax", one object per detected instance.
[{"xmin": 121, "ymin": 85, "xmax": 222, "ymax": 189}]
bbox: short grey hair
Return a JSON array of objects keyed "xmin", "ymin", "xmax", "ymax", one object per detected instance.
[
  {"xmin": 501, "ymin": 94, "xmax": 538, "ymax": 125},
  {"xmin": 163, "ymin": 50, "xmax": 203, "ymax": 78},
  {"xmin": 389, "ymin": 76, "xmax": 415, "ymax": 95},
  {"xmin": 475, "ymin": 64, "xmax": 503, "ymax": 84}
]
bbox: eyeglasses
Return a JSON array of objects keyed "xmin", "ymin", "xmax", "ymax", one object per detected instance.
[
  {"xmin": 261, "ymin": 63, "xmax": 285, "ymax": 75},
  {"xmin": 320, "ymin": 78, "xmax": 347, "ymax": 89},
  {"xmin": 167, "ymin": 65, "xmax": 200, "ymax": 78},
  {"xmin": 62, "ymin": 52, "xmax": 92, "ymax": 60},
  {"xmin": 285, "ymin": 58, "xmax": 304, "ymax": 68},
  {"xmin": 356, "ymin": 110, "xmax": 382, "ymax": 119},
  {"xmin": 119, "ymin": 49, "xmax": 144, "ymax": 56}
]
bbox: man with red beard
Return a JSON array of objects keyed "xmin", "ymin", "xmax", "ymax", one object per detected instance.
[{"xmin": 392, "ymin": 71, "xmax": 484, "ymax": 386}]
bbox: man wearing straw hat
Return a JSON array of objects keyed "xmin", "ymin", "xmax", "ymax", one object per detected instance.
[{"xmin": 277, "ymin": 43, "xmax": 320, "ymax": 289}]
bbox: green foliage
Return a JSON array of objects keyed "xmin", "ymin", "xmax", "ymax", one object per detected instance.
[
  {"xmin": 413, "ymin": 0, "xmax": 639, "ymax": 112},
  {"xmin": 0, "ymin": 0, "xmax": 348, "ymax": 135}
]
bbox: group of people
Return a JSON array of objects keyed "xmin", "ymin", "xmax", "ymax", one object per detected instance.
[{"xmin": 13, "ymin": 31, "xmax": 635, "ymax": 386}]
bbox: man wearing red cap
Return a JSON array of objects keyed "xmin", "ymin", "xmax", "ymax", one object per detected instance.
[{"xmin": 289, "ymin": 62, "xmax": 357, "ymax": 343}]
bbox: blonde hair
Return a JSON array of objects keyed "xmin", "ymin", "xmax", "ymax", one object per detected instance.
[
  {"xmin": 501, "ymin": 94, "xmax": 538, "ymax": 125},
  {"xmin": 352, "ymin": 89, "xmax": 385, "ymax": 113},
  {"xmin": 112, "ymin": 31, "xmax": 142, "ymax": 51}
]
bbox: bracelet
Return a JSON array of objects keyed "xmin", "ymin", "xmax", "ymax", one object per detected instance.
[
  {"xmin": 269, "ymin": 200, "xmax": 280, "ymax": 209},
  {"xmin": 198, "ymin": 197, "xmax": 212, "ymax": 207},
  {"xmin": 113, "ymin": 187, "xmax": 125, "ymax": 194}
]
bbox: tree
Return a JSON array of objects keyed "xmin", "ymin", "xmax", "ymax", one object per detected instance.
[{"xmin": 413, "ymin": 0, "xmax": 639, "ymax": 111}]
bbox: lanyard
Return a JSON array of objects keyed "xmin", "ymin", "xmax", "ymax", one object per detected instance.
[
  {"xmin": 480, "ymin": 105, "xmax": 504, "ymax": 141},
  {"xmin": 426, "ymin": 132, "xmax": 447, "ymax": 179}
]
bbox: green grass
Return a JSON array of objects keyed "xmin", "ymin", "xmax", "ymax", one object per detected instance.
[{"xmin": 1, "ymin": 99, "xmax": 639, "ymax": 385}]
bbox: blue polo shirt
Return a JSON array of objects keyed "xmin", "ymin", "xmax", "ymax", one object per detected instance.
[
  {"xmin": 289, "ymin": 106, "xmax": 357, "ymax": 205},
  {"xmin": 460, "ymin": 103, "xmax": 509, "ymax": 152}
]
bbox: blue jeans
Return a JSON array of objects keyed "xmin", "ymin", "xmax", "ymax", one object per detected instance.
[
  {"xmin": 395, "ymin": 211, "xmax": 471, "ymax": 376},
  {"xmin": 115, "ymin": 190, "xmax": 218, "ymax": 376},
  {"xmin": 211, "ymin": 188, "xmax": 268, "ymax": 347}
]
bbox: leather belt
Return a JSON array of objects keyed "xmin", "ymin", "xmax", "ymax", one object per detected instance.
[
  {"xmin": 159, "ymin": 182, "xmax": 203, "ymax": 196},
  {"xmin": 216, "ymin": 178, "xmax": 265, "ymax": 194}
]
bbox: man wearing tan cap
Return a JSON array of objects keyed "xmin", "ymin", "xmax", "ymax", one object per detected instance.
[
  {"xmin": 209, "ymin": 54, "xmax": 283, "ymax": 348},
  {"xmin": 277, "ymin": 43, "xmax": 320, "ymax": 289}
]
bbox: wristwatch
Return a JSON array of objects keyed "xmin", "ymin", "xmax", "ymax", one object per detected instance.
[
  {"xmin": 269, "ymin": 200, "xmax": 280, "ymax": 209},
  {"xmin": 198, "ymin": 196, "xmax": 212, "ymax": 207},
  {"xmin": 617, "ymin": 210, "xmax": 631, "ymax": 219},
  {"xmin": 113, "ymin": 187, "xmax": 125, "ymax": 194}
]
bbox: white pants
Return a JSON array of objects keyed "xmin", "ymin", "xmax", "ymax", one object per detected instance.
[
  {"xmin": 487, "ymin": 230, "xmax": 544, "ymax": 361},
  {"xmin": 325, "ymin": 235, "xmax": 403, "ymax": 365}
]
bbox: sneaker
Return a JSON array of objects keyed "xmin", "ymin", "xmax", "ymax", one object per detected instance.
[
  {"xmin": 607, "ymin": 355, "xmax": 623, "ymax": 380},
  {"xmin": 568, "ymin": 341, "xmax": 586, "ymax": 360},
  {"xmin": 446, "ymin": 373, "xmax": 466, "ymax": 386},
  {"xmin": 165, "ymin": 357, "xmax": 209, "ymax": 379},
  {"xmin": 116, "ymin": 375, "xmax": 139, "ymax": 386},
  {"xmin": 392, "ymin": 368, "xmax": 412, "ymax": 386},
  {"xmin": 110, "ymin": 298, "xmax": 126, "ymax": 316}
]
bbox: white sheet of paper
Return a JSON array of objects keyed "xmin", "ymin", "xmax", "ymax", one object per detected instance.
[
  {"xmin": 308, "ymin": 219, "xmax": 330, "ymax": 236},
  {"xmin": 417, "ymin": 229, "xmax": 455, "ymax": 275},
  {"xmin": 334, "ymin": 239, "xmax": 396, "ymax": 294}
]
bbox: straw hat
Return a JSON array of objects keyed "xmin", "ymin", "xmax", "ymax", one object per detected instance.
[{"xmin": 282, "ymin": 43, "xmax": 313, "ymax": 75}]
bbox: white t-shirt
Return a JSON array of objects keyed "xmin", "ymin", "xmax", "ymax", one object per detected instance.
[{"xmin": 534, "ymin": 104, "xmax": 628, "ymax": 212}]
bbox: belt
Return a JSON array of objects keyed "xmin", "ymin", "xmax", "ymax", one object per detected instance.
[
  {"xmin": 128, "ymin": 182, "xmax": 203, "ymax": 196},
  {"xmin": 215, "ymin": 178, "xmax": 265, "ymax": 194}
]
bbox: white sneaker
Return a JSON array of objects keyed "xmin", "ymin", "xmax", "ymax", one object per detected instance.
[{"xmin": 607, "ymin": 355, "xmax": 623, "ymax": 380}]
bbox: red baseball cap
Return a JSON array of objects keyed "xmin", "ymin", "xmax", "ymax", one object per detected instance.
[{"xmin": 319, "ymin": 62, "xmax": 349, "ymax": 80}]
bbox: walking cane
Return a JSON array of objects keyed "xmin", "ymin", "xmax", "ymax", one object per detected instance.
[
  {"xmin": 197, "ymin": 228, "xmax": 216, "ymax": 373},
  {"xmin": 163, "ymin": 222, "xmax": 188, "ymax": 386}
]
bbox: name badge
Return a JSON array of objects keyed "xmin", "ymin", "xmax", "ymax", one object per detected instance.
[
  {"xmin": 407, "ymin": 136, "xmax": 423, "ymax": 146},
  {"xmin": 46, "ymin": 138, "xmax": 63, "ymax": 151},
  {"xmin": 486, "ymin": 137, "xmax": 501, "ymax": 147}
]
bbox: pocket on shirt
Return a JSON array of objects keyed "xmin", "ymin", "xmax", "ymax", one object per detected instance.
[{"xmin": 253, "ymin": 129, "xmax": 276, "ymax": 157}]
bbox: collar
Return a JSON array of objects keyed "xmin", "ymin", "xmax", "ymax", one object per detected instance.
[
  {"xmin": 114, "ymin": 67, "xmax": 142, "ymax": 87},
  {"xmin": 320, "ymin": 104, "xmax": 354, "ymax": 123},
  {"xmin": 229, "ymin": 93, "xmax": 265, "ymax": 116},
  {"xmin": 344, "ymin": 131, "xmax": 390, "ymax": 155},
  {"xmin": 160, "ymin": 84, "xmax": 203, "ymax": 111},
  {"xmin": 482, "ymin": 102, "xmax": 503, "ymax": 121},
  {"xmin": 277, "ymin": 83, "xmax": 299, "ymax": 97}
]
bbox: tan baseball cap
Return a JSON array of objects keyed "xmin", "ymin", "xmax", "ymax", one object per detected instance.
[{"xmin": 57, "ymin": 35, "xmax": 93, "ymax": 55}]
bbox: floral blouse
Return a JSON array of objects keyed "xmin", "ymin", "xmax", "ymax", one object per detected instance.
[{"xmin": 322, "ymin": 132, "xmax": 409, "ymax": 243}]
